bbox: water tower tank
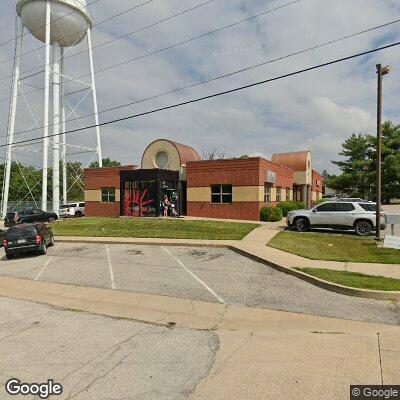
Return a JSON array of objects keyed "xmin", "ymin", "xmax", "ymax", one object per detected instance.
[{"xmin": 16, "ymin": 0, "xmax": 92, "ymax": 47}]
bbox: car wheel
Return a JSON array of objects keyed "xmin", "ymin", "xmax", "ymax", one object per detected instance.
[
  {"xmin": 5, "ymin": 252, "xmax": 13, "ymax": 260},
  {"xmin": 294, "ymin": 218, "xmax": 310, "ymax": 232},
  {"xmin": 354, "ymin": 221, "xmax": 372, "ymax": 237},
  {"xmin": 75, "ymin": 211, "xmax": 83, "ymax": 218},
  {"xmin": 39, "ymin": 241, "xmax": 47, "ymax": 255}
]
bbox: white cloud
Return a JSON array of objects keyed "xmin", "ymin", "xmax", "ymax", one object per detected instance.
[{"xmin": 0, "ymin": 0, "xmax": 399, "ymax": 174}]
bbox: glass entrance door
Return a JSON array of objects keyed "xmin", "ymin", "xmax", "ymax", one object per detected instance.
[{"xmin": 123, "ymin": 181, "xmax": 157, "ymax": 217}]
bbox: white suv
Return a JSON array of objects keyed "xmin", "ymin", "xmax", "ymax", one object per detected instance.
[
  {"xmin": 59, "ymin": 202, "xmax": 85, "ymax": 218},
  {"xmin": 287, "ymin": 201, "xmax": 387, "ymax": 236}
]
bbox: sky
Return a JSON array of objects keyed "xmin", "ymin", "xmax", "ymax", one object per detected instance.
[{"xmin": 0, "ymin": 0, "xmax": 400, "ymax": 174}]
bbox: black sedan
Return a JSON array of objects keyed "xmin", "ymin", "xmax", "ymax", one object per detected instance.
[
  {"xmin": 4, "ymin": 209, "xmax": 58, "ymax": 227},
  {"xmin": 3, "ymin": 224, "xmax": 54, "ymax": 259}
]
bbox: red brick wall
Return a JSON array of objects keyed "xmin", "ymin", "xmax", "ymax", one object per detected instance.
[
  {"xmin": 84, "ymin": 166, "xmax": 135, "ymax": 217},
  {"xmin": 187, "ymin": 158, "xmax": 294, "ymax": 189},
  {"xmin": 84, "ymin": 165, "xmax": 135, "ymax": 190},
  {"xmin": 312, "ymin": 170, "xmax": 324, "ymax": 193},
  {"xmin": 187, "ymin": 158, "xmax": 261, "ymax": 187},
  {"xmin": 187, "ymin": 202, "xmax": 263, "ymax": 221},
  {"xmin": 85, "ymin": 201, "xmax": 120, "ymax": 217},
  {"xmin": 259, "ymin": 159, "xmax": 293, "ymax": 189},
  {"xmin": 186, "ymin": 158, "xmax": 294, "ymax": 221}
]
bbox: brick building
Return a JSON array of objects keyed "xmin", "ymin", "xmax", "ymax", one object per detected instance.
[{"xmin": 84, "ymin": 139, "xmax": 324, "ymax": 221}]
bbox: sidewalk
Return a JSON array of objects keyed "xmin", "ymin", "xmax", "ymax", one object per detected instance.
[
  {"xmin": 0, "ymin": 276, "xmax": 398, "ymax": 400},
  {"xmin": 237, "ymin": 224, "xmax": 400, "ymax": 279}
]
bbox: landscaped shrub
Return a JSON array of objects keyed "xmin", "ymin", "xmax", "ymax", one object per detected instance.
[
  {"xmin": 276, "ymin": 201, "xmax": 305, "ymax": 217},
  {"xmin": 260, "ymin": 206, "xmax": 283, "ymax": 222}
]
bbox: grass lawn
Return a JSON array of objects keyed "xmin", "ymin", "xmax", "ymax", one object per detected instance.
[
  {"xmin": 268, "ymin": 231, "xmax": 400, "ymax": 264},
  {"xmin": 297, "ymin": 268, "xmax": 400, "ymax": 291},
  {"xmin": 52, "ymin": 217, "xmax": 259, "ymax": 240}
]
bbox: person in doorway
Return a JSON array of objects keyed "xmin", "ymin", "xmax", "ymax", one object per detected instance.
[
  {"xmin": 170, "ymin": 202, "xmax": 179, "ymax": 218},
  {"xmin": 162, "ymin": 195, "xmax": 171, "ymax": 217}
]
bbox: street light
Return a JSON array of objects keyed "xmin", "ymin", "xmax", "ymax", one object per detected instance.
[{"xmin": 375, "ymin": 63, "xmax": 391, "ymax": 241}]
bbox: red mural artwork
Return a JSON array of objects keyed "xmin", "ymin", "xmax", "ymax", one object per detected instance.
[{"xmin": 124, "ymin": 189, "xmax": 154, "ymax": 217}]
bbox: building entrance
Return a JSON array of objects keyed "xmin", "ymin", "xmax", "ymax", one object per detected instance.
[{"xmin": 120, "ymin": 169, "xmax": 180, "ymax": 217}]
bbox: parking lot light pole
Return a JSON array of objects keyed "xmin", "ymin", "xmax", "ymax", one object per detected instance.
[{"xmin": 375, "ymin": 64, "xmax": 391, "ymax": 241}]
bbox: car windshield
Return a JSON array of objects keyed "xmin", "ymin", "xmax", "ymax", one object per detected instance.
[{"xmin": 6, "ymin": 225, "xmax": 36, "ymax": 239}]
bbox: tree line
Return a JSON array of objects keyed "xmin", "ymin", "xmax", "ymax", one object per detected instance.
[
  {"xmin": 0, "ymin": 157, "xmax": 121, "ymax": 203},
  {"xmin": 325, "ymin": 121, "xmax": 400, "ymax": 203}
]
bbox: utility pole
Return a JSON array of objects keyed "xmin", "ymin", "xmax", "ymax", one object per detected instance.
[{"xmin": 375, "ymin": 64, "xmax": 391, "ymax": 240}]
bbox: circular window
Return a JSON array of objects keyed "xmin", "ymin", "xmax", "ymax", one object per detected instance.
[{"xmin": 155, "ymin": 151, "xmax": 169, "ymax": 169}]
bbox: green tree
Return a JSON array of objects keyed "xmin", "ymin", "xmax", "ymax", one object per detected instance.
[
  {"xmin": 327, "ymin": 121, "xmax": 400, "ymax": 203},
  {"xmin": 369, "ymin": 121, "xmax": 400, "ymax": 203},
  {"xmin": 327, "ymin": 134, "xmax": 372, "ymax": 199},
  {"xmin": 89, "ymin": 157, "xmax": 121, "ymax": 168}
]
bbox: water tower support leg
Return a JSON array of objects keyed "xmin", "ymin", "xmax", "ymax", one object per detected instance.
[
  {"xmin": 87, "ymin": 28, "xmax": 102, "ymax": 167},
  {"xmin": 2, "ymin": 20, "xmax": 24, "ymax": 217},
  {"xmin": 61, "ymin": 48, "xmax": 67, "ymax": 205},
  {"xmin": 42, "ymin": 0, "xmax": 51, "ymax": 211},
  {"xmin": 52, "ymin": 42, "xmax": 61, "ymax": 216}
]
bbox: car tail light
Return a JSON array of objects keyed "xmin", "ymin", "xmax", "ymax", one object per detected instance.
[
  {"xmin": 35, "ymin": 235, "xmax": 42, "ymax": 245},
  {"xmin": 3, "ymin": 239, "xmax": 8, "ymax": 247}
]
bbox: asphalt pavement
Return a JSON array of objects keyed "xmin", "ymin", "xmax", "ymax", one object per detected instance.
[{"xmin": 0, "ymin": 243, "xmax": 398, "ymax": 326}]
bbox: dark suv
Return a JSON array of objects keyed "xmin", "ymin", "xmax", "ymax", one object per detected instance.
[
  {"xmin": 3, "ymin": 224, "xmax": 54, "ymax": 259},
  {"xmin": 4, "ymin": 209, "xmax": 58, "ymax": 227}
]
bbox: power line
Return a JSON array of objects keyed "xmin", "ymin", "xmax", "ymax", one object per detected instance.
[
  {"xmin": 7, "ymin": 39, "xmax": 400, "ymax": 150},
  {"xmin": 0, "ymin": 0, "xmax": 302, "ymax": 99},
  {"xmin": 7, "ymin": 17, "xmax": 400, "ymax": 140},
  {"xmin": 0, "ymin": 0, "xmax": 156, "ymax": 68},
  {"xmin": 50, "ymin": 0, "xmax": 302, "ymax": 76},
  {"xmin": 0, "ymin": 0, "xmax": 104, "ymax": 49}
]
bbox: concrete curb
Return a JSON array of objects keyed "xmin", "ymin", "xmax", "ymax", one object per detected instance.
[
  {"xmin": 230, "ymin": 246, "xmax": 400, "ymax": 301},
  {"xmin": 54, "ymin": 236, "xmax": 400, "ymax": 301},
  {"xmin": 55, "ymin": 236, "xmax": 235, "ymax": 248}
]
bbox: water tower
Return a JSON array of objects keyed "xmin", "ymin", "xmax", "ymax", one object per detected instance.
[{"xmin": 2, "ymin": 0, "xmax": 103, "ymax": 217}]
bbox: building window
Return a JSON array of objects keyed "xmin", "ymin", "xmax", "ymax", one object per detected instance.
[
  {"xmin": 316, "ymin": 179, "xmax": 321, "ymax": 187},
  {"xmin": 211, "ymin": 185, "xmax": 232, "ymax": 204},
  {"xmin": 155, "ymin": 151, "xmax": 169, "ymax": 169},
  {"xmin": 276, "ymin": 187, "xmax": 282, "ymax": 202},
  {"xmin": 264, "ymin": 183, "xmax": 272, "ymax": 203},
  {"xmin": 101, "ymin": 188, "xmax": 115, "ymax": 203}
]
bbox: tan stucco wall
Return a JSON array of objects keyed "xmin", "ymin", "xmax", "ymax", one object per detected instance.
[
  {"xmin": 85, "ymin": 190, "xmax": 100, "ymax": 202},
  {"xmin": 85, "ymin": 189, "xmax": 120, "ymax": 202},
  {"xmin": 280, "ymin": 188, "xmax": 287, "ymax": 202},
  {"xmin": 188, "ymin": 186, "xmax": 265, "ymax": 202},
  {"xmin": 187, "ymin": 187, "xmax": 211, "ymax": 202},
  {"xmin": 270, "ymin": 187, "xmax": 277, "ymax": 202},
  {"xmin": 288, "ymin": 189, "xmax": 293, "ymax": 201},
  {"xmin": 232, "ymin": 186, "xmax": 263, "ymax": 202},
  {"xmin": 312, "ymin": 191, "xmax": 317, "ymax": 202},
  {"xmin": 293, "ymin": 152, "xmax": 312, "ymax": 185},
  {"xmin": 141, "ymin": 140, "xmax": 185, "ymax": 179}
]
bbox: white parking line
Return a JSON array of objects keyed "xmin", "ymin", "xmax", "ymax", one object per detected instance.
[
  {"xmin": 161, "ymin": 246, "xmax": 225, "ymax": 304},
  {"xmin": 105, "ymin": 244, "xmax": 116, "ymax": 290},
  {"xmin": 34, "ymin": 243, "xmax": 61, "ymax": 281}
]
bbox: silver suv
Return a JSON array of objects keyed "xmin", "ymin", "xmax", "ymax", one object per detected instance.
[
  {"xmin": 59, "ymin": 202, "xmax": 85, "ymax": 218},
  {"xmin": 287, "ymin": 201, "xmax": 387, "ymax": 236}
]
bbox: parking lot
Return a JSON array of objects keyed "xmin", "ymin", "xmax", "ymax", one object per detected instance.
[{"xmin": 0, "ymin": 242, "xmax": 398, "ymax": 326}]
